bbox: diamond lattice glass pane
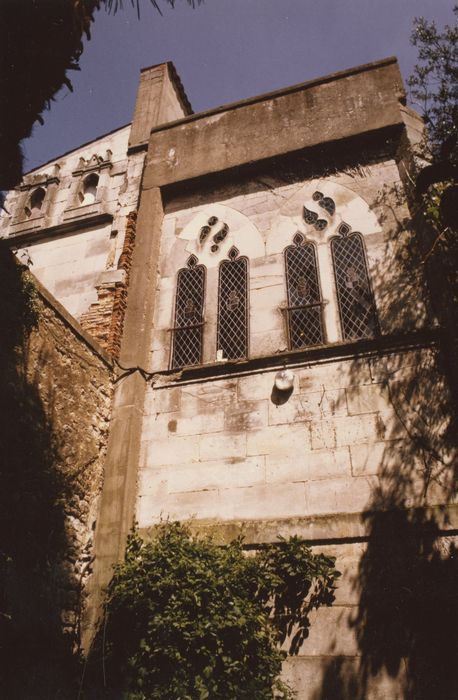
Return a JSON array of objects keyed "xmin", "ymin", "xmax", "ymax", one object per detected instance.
[
  {"xmin": 217, "ymin": 257, "xmax": 248, "ymax": 360},
  {"xmin": 172, "ymin": 264, "xmax": 205, "ymax": 368},
  {"xmin": 285, "ymin": 242, "xmax": 323, "ymax": 348},
  {"xmin": 285, "ymin": 243, "xmax": 321, "ymax": 305},
  {"xmin": 332, "ymin": 234, "xmax": 378, "ymax": 340},
  {"xmin": 288, "ymin": 307, "xmax": 323, "ymax": 348}
]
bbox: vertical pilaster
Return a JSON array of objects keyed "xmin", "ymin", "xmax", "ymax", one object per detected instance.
[{"xmin": 82, "ymin": 186, "xmax": 164, "ymax": 650}]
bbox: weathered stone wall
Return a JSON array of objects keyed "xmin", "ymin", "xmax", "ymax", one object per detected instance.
[
  {"xmin": 0, "ymin": 124, "xmax": 134, "ymax": 320},
  {"xmin": 138, "ymin": 347, "xmax": 451, "ymax": 527},
  {"xmin": 13, "ymin": 270, "xmax": 113, "ymax": 647},
  {"xmin": 25, "ymin": 280, "xmax": 114, "ymax": 640},
  {"xmin": 0, "ymin": 248, "xmax": 114, "ymax": 694},
  {"xmin": 0, "ymin": 62, "xmax": 191, "ymax": 344},
  {"xmin": 79, "ymin": 210, "xmax": 137, "ymax": 356},
  {"xmin": 149, "ymin": 160, "xmax": 429, "ymax": 370},
  {"xmin": 132, "ymin": 61, "xmax": 455, "ymax": 694},
  {"xmin": 144, "ymin": 58, "xmax": 405, "ymax": 190},
  {"xmin": 137, "ymin": 343, "xmax": 455, "ymax": 698}
]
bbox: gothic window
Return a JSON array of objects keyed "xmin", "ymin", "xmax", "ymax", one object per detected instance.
[
  {"xmin": 171, "ymin": 255, "xmax": 206, "ymax": 369},
  {"xmin": 25, "ymin": 186, "xmax": 45, "ymax": 217},
  {"xmin": 217, "ymin": 246, "xmax": 249, "ymax": 360},
  {"xmin": 331, "ymin": 225, "xmax": 378, "ymax": 340},
  {"xmin": 284, "ymin": 232, "xmax": 324, "ymax": 349},
  {"xmin": 79, "ymin": 173, "xmax": 99, "ymax": 205}
]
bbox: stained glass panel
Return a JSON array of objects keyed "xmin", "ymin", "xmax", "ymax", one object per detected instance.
[
  {"xmin": 284, "ymin": 237, "xmax": 324, "ymax": 349},
  {"xmin": 217, "ymin": 248, "xmax": 248, "ymax": 360},
  {"xmin": 171, "ymin": 257, "xmax": 206, "ymax": 368},
  {"xmin": 331, "ymin": 233, "xmax": 378, "ymax": 340}
]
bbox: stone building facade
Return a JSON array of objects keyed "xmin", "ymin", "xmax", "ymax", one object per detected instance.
[{"xmin": 2, "ymin": 57, "xmax": 456, "ymax": 699}]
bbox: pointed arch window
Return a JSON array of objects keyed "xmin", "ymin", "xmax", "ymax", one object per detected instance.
[
  {"xmin": 25, "ymin": 186, "xmax": 46, "ymax": 217},
  {"xmin": 217, "ymin": 246, "xmax": 249, "ymax": 360},
  {"xmin": 171, "ymin": 255, "xmax": 206, "ymax": 369},
  {"xmin": 284, "ymin": 232, "xmax": 324, "ymax": 349},
  {"xmin": 79, "ymin": 173, "xmax": 99, "ymax": 205},
  {"xmin": 331, "ymin": 225, "xmax": 378, "ymax": 340}
]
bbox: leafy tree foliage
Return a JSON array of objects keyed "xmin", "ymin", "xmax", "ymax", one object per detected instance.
[
  {"xmin": 407, "ymin": 8, "xmax": 458, "ymax": 408},
  {"xmin": 92, "ymin": 522, "xmax": 339, "ymax": 699},
  {"xmin": 408, "ymin": 6, "xmax": 457, "ymax": 160},
  {"xmin": 0, "ymin": 0, "xmax": 199, "ymax": 195}
]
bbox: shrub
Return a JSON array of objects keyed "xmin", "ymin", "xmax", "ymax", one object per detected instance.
[{"xmin": 95, "ymin": 521, "xmax": 340, "ymax": 699}]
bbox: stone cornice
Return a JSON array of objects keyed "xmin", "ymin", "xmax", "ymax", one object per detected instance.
[{"xmin": 5, "ymin": 212, "xmax": 113, "ymax": 246}]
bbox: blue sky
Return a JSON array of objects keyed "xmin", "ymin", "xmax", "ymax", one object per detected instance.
[{"xmin": 23, "ymin": 0, "xmax": 455, "ymax": 172}]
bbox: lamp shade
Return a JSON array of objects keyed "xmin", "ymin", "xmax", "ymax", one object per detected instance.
[{"xmin": 274, "ymin": 369, "xmax": 294, "ymax": 392}]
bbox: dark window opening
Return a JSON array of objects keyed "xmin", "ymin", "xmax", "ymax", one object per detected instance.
[{"xmin": 79, "ymin": 173, "xmax": 99, "ymax": 205}]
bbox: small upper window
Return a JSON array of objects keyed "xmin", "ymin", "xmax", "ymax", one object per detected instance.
[
  {"xmin": 25, "ymin": 187, "xmax": 45, "ymax": 217},
  {"xmin": 79, "ymin": 173, "xmax": 99, "ymax": 205}
]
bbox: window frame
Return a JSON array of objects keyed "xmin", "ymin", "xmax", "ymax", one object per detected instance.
[
  {"xmin": 330, "ymin": 228, "xmax": 379, "ymax": 341},
  {"xmin": 283, "ymin": 232, "xmax": 325, "ymax": 350},
  {"xmin": 216, "ymin": 246, "xmax": 250, "ymax": 361},
  {"xmin": 170, "ymin": 254, "xmax": 207, "ymax": 369}
]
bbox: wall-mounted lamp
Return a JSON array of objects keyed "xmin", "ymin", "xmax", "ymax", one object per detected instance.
[{"xmin": 274, "ymin": 369, "xmax": 294, "ymax": 392}]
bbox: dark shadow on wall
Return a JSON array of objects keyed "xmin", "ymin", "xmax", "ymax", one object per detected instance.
[
  {"xmin": 0, "ymin": 247, "xmax": 81, "ymax": 699},
  {"xmin": 313, "ymin": 183, "xmax": 458, "ymax": 699}
]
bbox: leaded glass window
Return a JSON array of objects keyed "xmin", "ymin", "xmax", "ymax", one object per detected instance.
[
  {"xmin": 284, "ymin": 232, "xmax": 324, "ymax": 349},
  {"xmin": 171, "ymin": 255, "xmax": 206, "ymax": 368},
  {"xmin": 217, "ymin": 246, "xmax": 249, "ymax": 360},
  {"xmin": 331, "ymin": 226, "xmax": 378, "ymax": 340}
]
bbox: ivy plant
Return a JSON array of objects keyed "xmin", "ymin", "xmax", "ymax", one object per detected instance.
[{"xmin": 93, "ymin": 521, "xmax": 340, "ymax": 699}]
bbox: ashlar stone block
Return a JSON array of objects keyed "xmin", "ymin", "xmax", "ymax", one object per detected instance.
[
  {"xmin": 334, "ymin": 414, "xmax": 383, "ymax": 447},
  {"xmin": 346, "ymin": 382, "xmax": 391, "ymax": 415},
  {"xmin": 304, "ymin": 475, "xmax": 378, "ymax": 516},
  {"xmin": 269, "ymin": 388, "xmax": 347, "ymax": 426},
  {"xmin": 266, "ymin": 447, "xmax": 351, "ymax": 483},
  {"xmin": 199, "ymin": 431, "xmax": 247, "ymax": 461},
  {"xmin": 350, "ymin": 440, "xmax": 395, "ymax": 476},
  {"xmin": 294, "ymin": 606, "xmax": 358, "ymax": 656},
  {"xmin": 138, "ymin": 488, "xmax": 222, "ymax": 525},
  {"xmin": 144, "ymin": 386, "xmax": 180, "ymax": 415},
  {"xmin": 221, "ymin": 482, "xmax": 307, "ymax": 520},
  {"xmin": 225, "ymin": 400, "xmax": 268, "ymax": 432},
  {"xmin": 166, "ymin": 455, "xmax": 266, "ymax": 494},
  {"xmin": 238, "ymin": 371, "xmax": 278, "ymax": 402},
  {"xmin": 143, "ymin": 409, "xmax": 225, "ymax": 439},
  {"xmin": 310, "ymin": 420, "xmax": 337, "ymax": 450},
  {"xmin": 180, "ymin": 380, "xmax": 238, "ymax": 414},
  {"xmin": 299, "ymin": 359, "xmax": 371, "ymax": 392},
  {"xmin": 247, "ymin": 422, "xmax": 311, "ymax": 457},
  {"xmin": 141, "ymin": 435, "xmax": 200, "ymax": 467}
]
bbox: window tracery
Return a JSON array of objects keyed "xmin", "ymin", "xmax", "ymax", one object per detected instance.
[{"xmin": 199, "ymin": 216, "xmax": 230, "ymax": 254}]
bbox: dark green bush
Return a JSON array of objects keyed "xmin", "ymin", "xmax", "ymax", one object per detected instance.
[{"xmin": 97, "ymin": 521, "xmax": 340, "ymax": 699}]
